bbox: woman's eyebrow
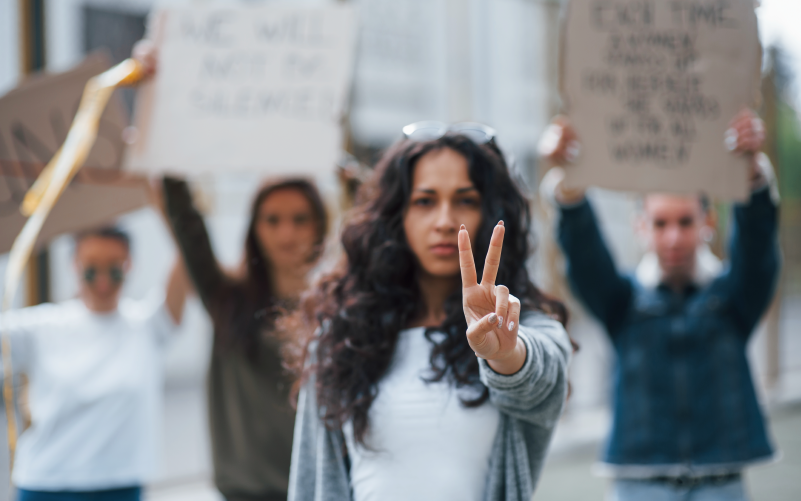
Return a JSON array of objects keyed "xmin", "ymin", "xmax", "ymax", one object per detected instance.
[{"xmin": 413, "ymin": 186, "xmax": 477, "ymax": 194}]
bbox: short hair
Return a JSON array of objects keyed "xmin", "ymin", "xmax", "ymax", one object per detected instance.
[
  {"xmin": 640, "ymin": 192, "xmax": 711, "ymax": 214},
  {"xmin": 74, "ymin": 226, "xmax": 131, "ymax": 252}
]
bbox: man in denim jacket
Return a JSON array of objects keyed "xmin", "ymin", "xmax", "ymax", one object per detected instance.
[{"xmin": 539, "ymin": 110, "xmax": 780, "ymax": 501}]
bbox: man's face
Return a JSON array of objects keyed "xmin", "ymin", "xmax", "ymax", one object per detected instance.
[
  {"xmin": 641, "ymin": 194, "xmax": 710, "ymax": 286},
  {"xmin": 74, "ymin": 236, "xmax": 130, "ymax": 312}
]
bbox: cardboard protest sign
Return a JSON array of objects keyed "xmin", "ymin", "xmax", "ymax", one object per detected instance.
[
  {"xmin": 126, "ymin": 4, "xmax": 357, "ymax": 177},
  {"xmin": 0, "ymin": 55, "xmax": 146, "ymax": 253},
  {"xmin": 559, "ymin": 0, "xmax": 761, "ymax": 200},
  {"xmin": 0, "ymin": 53, "xmax": 129, "ymax": 175},
  {"xmin": 0, "ymin": 165, "xmax": 149, "ymax": 254}
]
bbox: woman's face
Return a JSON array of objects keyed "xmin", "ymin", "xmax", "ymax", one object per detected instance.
[
  {"xmin": 403, "ymin": 147, "xmax": 483, "ymax": 279},
  {"xmin": 255, "ymin": 188, "xmax": 319, "ymax": 270}
]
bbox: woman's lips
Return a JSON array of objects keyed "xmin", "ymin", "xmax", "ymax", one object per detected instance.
[{"xmin": 430, "ymin": 244, "xmax": 458, "ymax": 256}]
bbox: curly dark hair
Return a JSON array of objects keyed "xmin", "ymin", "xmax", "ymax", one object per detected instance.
[{"xmin": 287, "ymin": 134, "xmax": 566, "ymax": 445}]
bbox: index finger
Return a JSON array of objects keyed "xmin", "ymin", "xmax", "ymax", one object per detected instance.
[
  {"xmin": 481, "ymin": 222, "xmax": 505, "ymax": 286},
  {"xmin": 458, "ymin": 224, "xmax": 478, "ymax": 287}
]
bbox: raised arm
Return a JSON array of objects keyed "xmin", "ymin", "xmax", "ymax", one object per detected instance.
[
  {"xmin": 539, "ymin": 119, "xmax": 633, "ymax": 332},
  {"xmin": 556, "ymin": 194, "xmax": 633, "ymax": 332},
  {"xmin": 164, "ymin": 258, "xmax": 191, "ymax": 325},
  {"xmin": 718, "ymin": 111, "xmax": 781, "ymax": 336},
  {"xmin": 162, "ymin": 177, "xmax": 227, "ymax": 313}
]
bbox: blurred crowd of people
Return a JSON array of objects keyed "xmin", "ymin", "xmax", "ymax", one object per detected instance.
[{"xmin": 0, "ymin": 33, "xmax": 783, "ymax": 501}]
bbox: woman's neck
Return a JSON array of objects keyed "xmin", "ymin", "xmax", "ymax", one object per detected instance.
[
  {"xmin": 407, "ymin": 272, "xmax": 460, "ymax": 328},
  {"xmin": 270, "ymin": 264, "xmax": 310, "ymax": 301}
]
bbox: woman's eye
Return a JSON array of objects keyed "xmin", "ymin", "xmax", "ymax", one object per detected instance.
[
  {"xmin": 294, "ymin": 214, "xmax": 312, "ymax": 225},
  {"xmin": 413, "ymin": 198, "xmax": 434, "ymax": 207},
  {"xmin": 458, "ymin": 197, "xmax": 480, "ymax": 207},
  {"xmin": 265, "ymin": 215, "xmax": 280, "ymax": 226}
]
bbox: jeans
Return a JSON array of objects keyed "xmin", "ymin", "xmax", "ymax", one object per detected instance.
[
  {"xmin": 609, "ymin": 478, "xmax": 749, "ymax": 501},
  {"xmin": 17, "ymin": 487, "xmax": 141, "ymax": 501}
]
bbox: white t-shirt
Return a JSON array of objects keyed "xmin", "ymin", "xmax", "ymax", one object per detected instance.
[
  {"xmin": 343, "ymin": 327, "xmax": 500, "ymax": 501},
  {"xmin": 0, "ymin": 294, "xmax": 176, "ymax": 490}
]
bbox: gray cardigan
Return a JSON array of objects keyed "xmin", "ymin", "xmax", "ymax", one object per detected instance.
[{"xmin": 287, "ymin": 312, "xmax": 572, "ymax": 501}]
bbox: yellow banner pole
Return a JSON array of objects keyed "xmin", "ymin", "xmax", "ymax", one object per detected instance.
[{"xmin": 1, "ymin": 58, "xmax": 144, "ymax": 476}]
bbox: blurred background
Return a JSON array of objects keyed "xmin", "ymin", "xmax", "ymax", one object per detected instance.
[{"xmin": 0, "ymin": 0, "xmax": 799, "ymax": 499}]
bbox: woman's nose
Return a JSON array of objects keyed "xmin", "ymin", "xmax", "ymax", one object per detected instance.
[{"xmin": 434, "ymin": 203, "xmax": 457, "ymax": 232}]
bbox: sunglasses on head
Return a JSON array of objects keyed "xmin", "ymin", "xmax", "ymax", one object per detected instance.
[
  {"xmin": 82, "ymin": 266, "xmax": 125, "ymax": 285},
  {"xmin": 402, "ymin": 121, "xmax": 498, "ymax": 145}
]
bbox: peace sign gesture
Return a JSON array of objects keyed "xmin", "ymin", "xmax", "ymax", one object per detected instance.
[{"xmin": 459, "ymin": 221, "xmax": 527, "ymax": 375}]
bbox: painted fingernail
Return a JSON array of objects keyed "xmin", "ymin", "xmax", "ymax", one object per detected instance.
[
  {"xmin": 498, "ymin": 220, "xmax": 504, "ymax": 226},
  {"xmin": 488, "ymin": 313, "xmax": 497, "ymax": 325},
  {"xmin": 725, "ymin": 128, "xmax": 738, "ymax": 151},
  {"xmin": 566, "ymin": 140, "xmax": 582, "ymax": 163},
  {"xmin": 508, "ymin": 321, "xmax": 515, "ymax": 331},
  {"xmin": 460, "ymin": 224, "xmax": 466, "ymax": 231},
  {"xmin": 498, "ymin": 316, "xmax": 504, "ymax": 328}
]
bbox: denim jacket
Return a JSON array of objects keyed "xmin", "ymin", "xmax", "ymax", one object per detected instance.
[{"xmin": 557, "ymin": 187, "xmax": 780, "ymax": 477}]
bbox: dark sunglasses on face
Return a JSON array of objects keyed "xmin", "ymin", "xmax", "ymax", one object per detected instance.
[
  {"xmin": 82, "ymin": 266, "xmax": 125, "ymax": 285},
  {"xmin": 402, "ymin": 121, "xmax": 498, "ymax": 145}
]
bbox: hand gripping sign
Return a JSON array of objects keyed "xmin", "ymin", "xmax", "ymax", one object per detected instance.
[{"xmin": 559, "ymin": 0, "xmax": 761, "ymax": 200}]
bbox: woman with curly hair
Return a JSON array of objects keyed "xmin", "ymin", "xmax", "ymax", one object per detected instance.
[{"xmin": 286, "ymin": 123, "xmax": 573, "ymax": 501}]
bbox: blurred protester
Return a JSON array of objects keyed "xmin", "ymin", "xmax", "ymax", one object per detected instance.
[
  {"xmin": 161, "ymin": 176, "xmax": 327, "ymax": 501},
  {"xmin": 539, "ymin": 109, "xmax": 780, "ymax": 501},
  {"xmin": 285, "ymin": 126, "xmax": 572, "ymax": 501},
  {"xmin": 135, "ymin": 39, "xmax": 331, "ymax": 501},
  {"xmin": 0, "ymin": 226, "xmax": 189, "ymax": 501}
]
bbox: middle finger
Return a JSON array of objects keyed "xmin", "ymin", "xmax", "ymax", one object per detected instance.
[
  {"xmin": 494, "ymin": 285, "xmax": 509, "ymax": 329},
  {"xmin": 481, "ymin": 222, "xmax": 505, "ymax": 286}
]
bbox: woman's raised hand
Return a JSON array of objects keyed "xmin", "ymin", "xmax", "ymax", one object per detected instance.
[
  {"xmin": 459, "ymin": 222, "xmax": 527, "ymax": 375},
  {"xmin": 538, "ymin": 116, "xmax": 586, "ymax": 205},
  {"xmin": 132, "ymin": 39, "xmax": 158, "ymax": 78}
]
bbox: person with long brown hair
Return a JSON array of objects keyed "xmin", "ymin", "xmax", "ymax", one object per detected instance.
[
  {"xmin": 286, "ymin": 124, "xmax": 572, "ymax": 501},
  {"xmin": 133, "ymin": 37, "xmax": 330, "ymax": 501},
  {"xmin": 162, "ymin": 176, "xmax": 327, "ymax": 501}
]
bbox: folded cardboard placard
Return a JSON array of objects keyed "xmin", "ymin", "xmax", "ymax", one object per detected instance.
[
  {"xmin": 0, "ymin": 165, "xmax": 149, "ymax": 254},
  {"xmin": 0, "ymin": 54, "xmax": 145, "ymax": 254},
  {"xmin": 0, "ymin": 53, "xmax": 129, "ymax": 173},
  {"xmin": 559, "ymin": 0, "xmax": 761, "ymax": 200}
]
